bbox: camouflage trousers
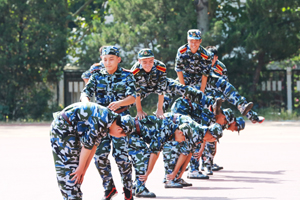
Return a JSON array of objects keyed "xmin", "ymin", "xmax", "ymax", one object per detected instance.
[
  {"xmin": 189, "ymin": 142, "xmax": 202, "ymax": 173},
  {"xmin": 127, "ymin": 133, "xmax": 151, "ymax": 194},
  {"xmin": 94, "ymin": 134, "xmax": 132, "ymax": 191},
  {"xmin": 201, "ymin": 142, "xmax": 216, "ymax": 168},
  {"xmin": 50, "ymin": 120, "xmax": 83, "ymax": 200},
  {"xmin": 163, "ymin": 141, "xmax": 190, "ymax": 181}
]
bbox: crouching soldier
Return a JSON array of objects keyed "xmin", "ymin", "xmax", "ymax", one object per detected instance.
[
  {"xmin": 120, "ymin": 114, "xmax": 190, "ymax": 198},
  {"xmin": 50, "ymin": 102, "xmax": 133, "ymax": 200}
]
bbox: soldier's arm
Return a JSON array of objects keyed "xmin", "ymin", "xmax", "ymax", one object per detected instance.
[
  {"xmin": 107, "ymin": 95, "xmax": 136, "ymax": 112},
  {"xmin": 193, "ymin": 141, "xmax": 206, "ymax": 161},
  {"xmin": 177, "ymin": 71, "xmax": 186, "ymax": 85},
  {"xmin": 70, "ymin": 145, "xmax": 97, "ymax": 184},
  {"xmin": 139, "ymin": 152, "xmax": 160, "ymax": 182},
  {"xmin": 136, "ymin": 95, "xmax": 147, "ymax": 120},
  {"xmin": 80, "ymin": 73, "xmax": 97, "ymax": 102},
  {"xmin": 156, "ymin": 94, "xmax": 165, "ymax": 119},
  {"xmin": 166, "ymin": 153, "xmax": 189, "ymax": 181},
  {"xmin": 177, "ymin": 152, "xmax": 193, "ymax": 179}
]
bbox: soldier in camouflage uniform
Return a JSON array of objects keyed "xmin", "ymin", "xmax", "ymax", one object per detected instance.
[
  {"xmin": 173, "ymin": 29, "xmax": 256, "ymax": 117},
  {"xmin": 81, "ymin": 46, "xmax": 136, "ymax": 200},
  {"xmin": 131, "ymin": 48, "xmax": 218, "ymax": 117},
  {"xmin": 162, "ymin": 115, "xmax": 223, "ymax": 188},
  {"xmin": 204, "ymin": 46, "xmax": 264, "ymax": 124},
  {"xmin": 81, "ymin": 46, "xmax": 106, "ymax": 84},
  {"xmin": 50, "ymin": 102, "xmax": 133, "ymax": 200},
  {"xmin": 120, "ymin": 114, "xmax": 189, "ymax": 197}
]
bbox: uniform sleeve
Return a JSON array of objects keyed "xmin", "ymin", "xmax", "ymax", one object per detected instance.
[
  {"xmin": 81, "ymin": 70, "xmax": 91, "ymax": 80},
  {"xmin": 175, "ymin": 49, "xmax": 185, "ymax": 73},
  {"xmin": 179, "ymin": 141, "xmax": 192, "ymax": 155},
  {"xmin": 81, "ymin": 73, "xmax": 98, "ymax": 99},
  {"xmin": 156, "ymin": 67, "xmax": 168, "ymax": 95},
  {"xmin": 125, "ymin": 73, "xmax": 137, "ymax": 98}
]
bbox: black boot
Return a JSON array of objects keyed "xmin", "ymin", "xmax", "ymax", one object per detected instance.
[
  {"xmin": 123, "ymin": 187, "xmax": 133, "ymax": 200},
  {"xmin": 102, "ymin": 187, "xmax": 118, "ymax": 200}
]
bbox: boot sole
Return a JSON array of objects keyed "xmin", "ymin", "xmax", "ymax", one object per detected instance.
[
  {"xmin": 242, "ymin": 102, "xmax": 253, "ymax": 116},
  {"xmin": 187, "ymin": 176, "xmax": 209, "ymax": 179},
  {"xmin": 215, "ymin": 98, "xmax": 222, "ymax": 115},
  {"xmin": 136, "ymin": 194, "xmax": 156, "ymax": 198}
]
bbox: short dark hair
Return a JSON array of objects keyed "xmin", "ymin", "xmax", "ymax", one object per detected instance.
[
  {"xmin": 115, "ymin": 115, "xmax": 122, "ymax": 127},
  {"xmin": 206, "ymin": 46, "xmax": 218, "ymax": 57}
]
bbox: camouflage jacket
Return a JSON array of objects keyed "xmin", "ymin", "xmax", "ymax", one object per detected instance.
[
  {"xmin": 164, "ymin": 112, "xmax": 207, "ymax": 152},
  {"xmin": 81, "ymin": 66, "xmax": 136, "ymax": 106},
  {"xmin": 131, "ymin": 59, "xmax": 167, "ymax": 96},
  {"xmin": 55, "ymin": 102, "xmax": 119, "ymax": 150},
  {"xmin": 134, "ymin": 115, "xmax": 178, "ymax": 154},
  {"xmin": 81, "ymin": 61, "xmax": 104, "ymax": 80},
  {"xmin": 170, "ymin": 97, "xmax": 215, "ymax": 125},
  {"xmin": 175, "ymin": 44, "xmax": 213, "ymax": 85}
]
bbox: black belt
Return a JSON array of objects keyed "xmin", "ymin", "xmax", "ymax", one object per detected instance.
[
  {"xmin": 114, "ymin": 106, "xmax": 129, "ymax": 114},
  {"xmin": 61, "ymin": 112, "xmax": 72, "ymax": 126},
  {"xmin": 135, "ymin": 118, "xmax": 141, "ymax": 135}
]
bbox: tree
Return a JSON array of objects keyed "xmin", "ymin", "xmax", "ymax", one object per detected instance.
[{"xmin": 0, "ymin": 0, "xmax": 68, "ymax": 120}]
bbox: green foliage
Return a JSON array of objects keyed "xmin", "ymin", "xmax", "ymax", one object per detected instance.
[{"xmin": 0, "ymin": 0, "xmax": 68, "ymax": 120}]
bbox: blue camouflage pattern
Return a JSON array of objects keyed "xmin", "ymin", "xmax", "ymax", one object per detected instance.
[
  {"xmin": 50, "ymin": 102, "xmax": 119, "ymax": 200},
  {"xmin": 81, "ymin": 61, "xmax": 104, "ymax": 80}
]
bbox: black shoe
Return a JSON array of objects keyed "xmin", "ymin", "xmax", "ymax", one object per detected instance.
[
  {"xmin": 212, "ymin": 163, "xmax": 223, "ymax": 171},
  {"xmin": 175, "ymin": 178, "xmax": 193, "ymax": 187},
  {"xmin": 123, "ymin": 187, "xmax": 133, "ymax": 200},
  {"xmin": 238, "ymin": 102, "xmax": 253, "ymax": 116},
  {"xmin": 102, "ymin": 187, "xmax": 118, "ymax": 200},
  {"xmin": 136, "ymin": 187, "xmax": 156, "ymax": 198},
  {"xmin": 204, "ymin": 166, "xmax": 213, "ymax": 175}
]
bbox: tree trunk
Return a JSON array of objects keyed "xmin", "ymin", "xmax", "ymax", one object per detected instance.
[{"xmin": 195, "ymin": 0, "xmax": 209, "ymax": 34}]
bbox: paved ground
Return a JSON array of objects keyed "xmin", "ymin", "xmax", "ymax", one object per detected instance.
[{"xmin": 1, "ymin": 121, "xmax": 300, "ymax": 200}]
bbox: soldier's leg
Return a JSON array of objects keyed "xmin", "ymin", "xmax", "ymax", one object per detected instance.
[
  {"xmin": 163, "ymin": 141, "xmax": 183, "ymax": 188},
  {"xmin": 128, "ymin": 134, "xmax": 150, "ymax": 194},
  {"xmin": 202, "ymin": 142, "xmax": 214, "ymax": 175},
  {"xmin": 50, "ymin": 126, "xmax": 83, "ymax": 200},
  {"xmin": 208, "ymin": 76, "xmax": 253, "ymax": 115},
  {"xmin": 111, "ymin": 136, "xmax": 133, "ymax": 190},
  {"xmin": 94, "ymin": 135, "xmax": 116, "ymax": 191}
]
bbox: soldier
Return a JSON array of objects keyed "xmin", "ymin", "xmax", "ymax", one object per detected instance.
[
  {"xmin": 120, "ymin": 114, "xmax": 188, "ymax": 197},
  {"xmin": 174, "ymin": 29, "xmax": 261, "ymax": 118},
  {"xmin": 81, "ymin": 46, "xmax": 105, "ymax": 84},
  {"xmin": 131, "ymin": 48, "xmax": 221, "ymax": 118},
  {"xmin": 205, "ymin": 46, "xmax": 264, "ymax": 123},
  {"xmin": 81, "ymin": 46, "xmax": 136, "ymax": 200},
  {"xmin": 162, "ymin": 116, "xmax": 223, "ymax": 188},
  {"xmin": 50, "ymin": 102, "xmax": 134, "ymax": 200}
]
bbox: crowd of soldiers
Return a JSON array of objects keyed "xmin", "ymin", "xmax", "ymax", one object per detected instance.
[{"xmin": 50, "ymin": 29, "xmax": 264, "ymax": 200}]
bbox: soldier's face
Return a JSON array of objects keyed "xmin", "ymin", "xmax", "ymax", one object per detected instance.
[
  {"xmin": 102, "ymin": 55, "xmax": 121, "ymax": 73},
  {"xmin": 188, "ymin": 39, "xmax": 202, "ymax": 53},
  {"xmin": 227, "ymin": 121, "xmax": 238, "ymax": 132},
  {"xmin": 215, "ymin": 113, "xmax": 227, "ymax": 125},
  {"xmin": 139, "ymin": 57, "xmax": 154, "ymax": 73},
  {"xmin": 203, "ymin": 131, "xmax": 216, "ymax": 143},
  {"xmin": 109, "ymin": 121, "xmax": 127, "ymax": 138},
  {"xmin": 174, "ymin": 129, "xmax": 186, "ymax": 143}
]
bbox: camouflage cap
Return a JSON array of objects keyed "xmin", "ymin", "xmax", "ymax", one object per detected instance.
[
  {"xmin": 138, "ymin": 49, "xmax": 154, "ymax": 60},
  {"xmin": 222, "ymin": 108, "xmax": 235, "ymax": 124},
  {"xmin": 120, "ymin": 115, "xmax": 136, "ymax": 136},
  {"xmin": 208, "ymin": 123, "xmax": 223, "ymax": 143},
  {"xmin": 235, "ymin": 117, "xmax": 245, "ymax": 133},
  {"xmin": 187, "ymin": 29, "xmax": 201, "ymax": 40},
  {"xmin": 179, "ymin": 123, "xmax": 193, "ymax": 139},
  {"xmin": 101, "ymin": 46, "xmax": 121, "ymax": 57}
]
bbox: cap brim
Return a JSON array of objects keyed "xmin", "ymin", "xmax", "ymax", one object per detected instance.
[
  {"xmin": 138, "ymin": 55, "xmax": 154, "ymax": 60},
  {"xmin": 188, "ymin": 36, "xmax": 201, "ymax": 40}
]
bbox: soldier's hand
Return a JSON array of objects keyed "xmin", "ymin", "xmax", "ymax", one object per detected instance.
[
  {"xmin": 156, "ymin": 109, "xmax": 165, "ymax": 119},
  {"xmin": 166, "ymin": 173, "xmax": 176, "ymax": 181},
  {"xmin": 70, "ymin": 167, "xmax": 85, "ymax": 184},
  {"xmin": 107, "ymin": 101, "xmax": 121, "ymax": 111},
  {"xmin": 193, "ymin": 152, "xmax": 201, "ymax": 161},
  {"xmin": 136, "ymin": 110, "xmax": 147, "ymax": 120},
  {"xmin": 139, "ymin": 174, "xmax": 148, "ymax": 182}
]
